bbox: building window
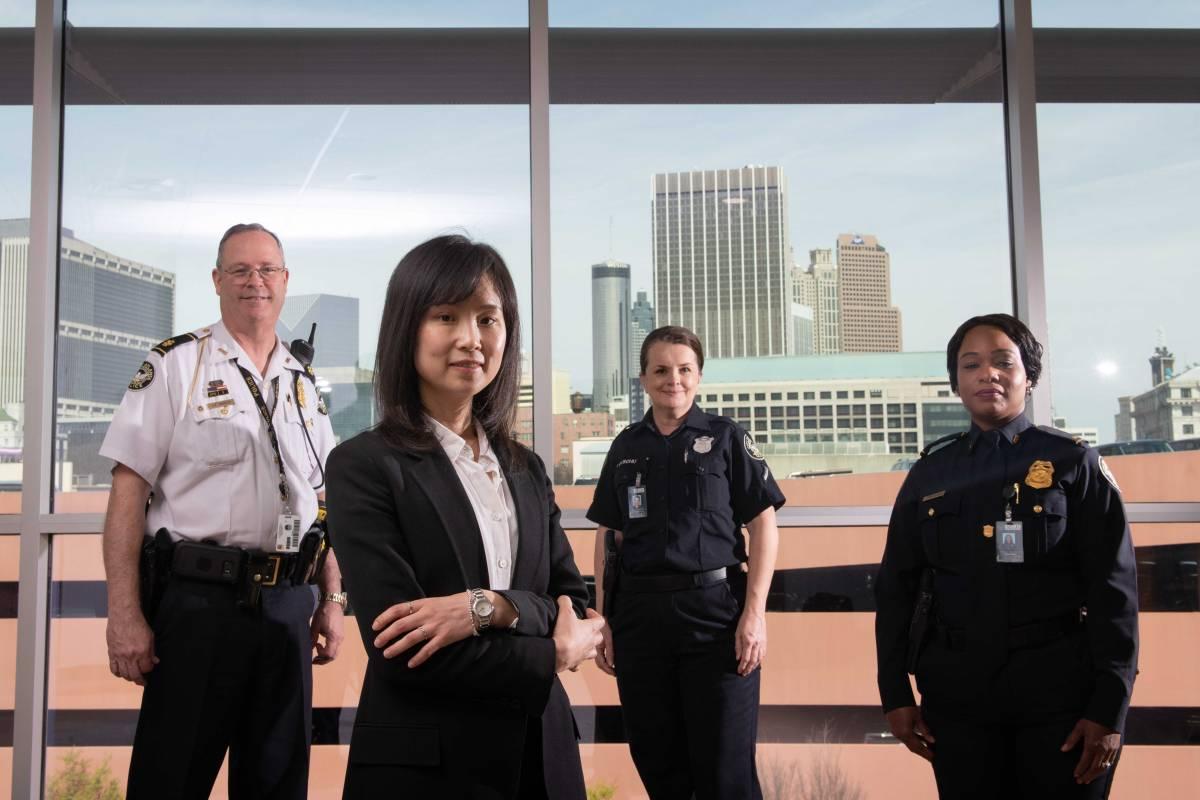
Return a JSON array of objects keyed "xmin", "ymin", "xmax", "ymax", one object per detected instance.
[
  {"xmin": 871, "ymin": 418, "xmax": 884, "ymax": 429},
  {"xmin": 887, "ymin": 403, "xmax": 901, "ymax": 414},
  {"xmin": 853, "ymin": 390, "xmax": 865, "ymax": 399},
  {"xmin": 770, "ymin": 392, "xmax": 783, "ymax": 401},
  {"xmin": 786, "ymin": 392, "xmax": 798, "ymax": 400},
  {"xmin": 786, "ymin": 406, "xmax": 800, "ymax": 417},
  {"xmin": 904, "ymin": 416, "xmax": 917, "ymax": 427},
  {"xmin": 904, "ymin": 432, "xmax": 918, "ymax": 443},
  {"xmin": 1182, "ymin": 406, "xmax": 1193, "ymax": 416},
  {"xmin": 852, "ymin": 404, "xmax": 866, "ymax": 414},
  {"xmin": 837, "ymin": 404, "xmax": 850, "ymax": 414},
  {"xmin": 820, "ymin": 391, "xmax": 831, "ymax": 400},
  {"xmin": 706, "ymin": 394, "xmax": 718, "ymax": 403},
  {"xmin": 888, "ymin": 432, "xmax": 902, "ymax": 444},
  {"xmin": 836, "ymin": 390, "xmax": 848, "ymax": 399},
  {"xmin": 1184, "ymin": 424, "xmax": 1195, "ymax": 435},
  {"xmin": 819, "ymin": 406, "xmax": 833, "ymax": 417},
  {"xmin": 755, "ymin": 420, "xmax": 768, "ymax": 432},
  {"xmin": 755, "ymin": 392, "xmax": 766, "ymax": 401},
  {"xmin": 804, "ymin": 419, "xmax": 817, "ymax": 429},
  {"xmin": 722, "ymin": 407, "xmax": 735, "ymax": 416},
  {"xmin": 819, "ymin": 419, "xmax": 833, "ymax": 429},
  {"xmin": 870, "ymin": 404, "xmax": 883, "ymax": 414},
  {"xmin": 786, "ymin": 419, "xmax": 800, "ymax": 429},
  {"xmin": 853, "ymin": 418, "xmax": 867, "ymax": 428},
  {"xmin": 737, "ymin": 408, "xmax": 751, "ymax": 418},
  {"xmin": 755, "ymin": 405, "xmax": 769, "ymax": 416},
  {"xmin": 803, "ymin": 407, "xmax": 817, "ymax": 417},
  {"xmin": 722, "ymin": 394, "xmax": 734, "ymax": 402},
  {"xmin": 771, "ymin": 419, "xmax": 784, "ymax": 429},
  {"xmin": 870, "ymin": 390, "xmax": 883, "ymax": 398},
  {"xmin": 1181, "ymin": 388, "xmax": 1193, "ymax": 399},
  {"xmin": 871, "ymin": 432, "xmax": 885, "ymax": 442},
  {"xmin": 903, "ymin": 403, "xmax": 917, "ymax": 414},
  {"xmin": 803, "ymin": 392, "xmax": 815, "ymax": 400},
  {"xmin": 738, "ymin": 393, "xmax": 750, "ymax": 401}
]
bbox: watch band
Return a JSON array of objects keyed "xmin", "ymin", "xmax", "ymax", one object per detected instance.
[
  {"xmin": 469, "ymin": 588, "xmax": 493, "ymax": 634},
  {"xmin": 320, "ymin": 590, "xmax": 348, "ymax": 610}
]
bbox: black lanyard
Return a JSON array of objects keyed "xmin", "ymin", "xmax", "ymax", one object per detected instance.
[{"xmin": 235, "ymin": 364, "xmax": 289, "ymax": 506}]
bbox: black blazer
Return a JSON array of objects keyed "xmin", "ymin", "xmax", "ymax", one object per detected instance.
[{"xmin": 326, "ymin": 428, "xmax": 589, "ymax": 800}]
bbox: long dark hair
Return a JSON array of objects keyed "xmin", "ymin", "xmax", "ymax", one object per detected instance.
[{"xmin": 374, "ymin": 234, "xmax": 522, "ymax": 467}]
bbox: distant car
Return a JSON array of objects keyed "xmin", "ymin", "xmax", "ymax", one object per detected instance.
[
  {"xmin": 890, "ymin": 458, "xmax": 918, "ymax": 471},
  {"xmin": 1095, "ymin": 440, "xmax": 1174, "ymax": 456},
  {"xmin": 572, "ymin": 477, "xmax": 599, "ymax": 485},
  {"xmin": 1169, "ymin": 438, "xmax": 1200, "ymax": 452}
]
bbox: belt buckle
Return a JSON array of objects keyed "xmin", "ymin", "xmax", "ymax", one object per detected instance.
[{"xmin": 258, "ymin": 554, "xmax": 283, "ymax": 587}]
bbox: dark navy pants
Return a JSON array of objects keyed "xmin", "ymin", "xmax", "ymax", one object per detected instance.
[
  {"xmin": 126, "ymin": 579, "xmax": 316, "ymax": 800},
  {"xmin": 612, "ymin": 575, "xmax": 762, "ymax": 800}
]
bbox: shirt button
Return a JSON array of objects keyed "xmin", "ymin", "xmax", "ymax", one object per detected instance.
[
  {"xmin": 492, "ymin": 512, "xmax": 502, "ymax": 522},
  {"xmin": 498, "ymin": 559, "xmax": 508, "ymax": 569}
]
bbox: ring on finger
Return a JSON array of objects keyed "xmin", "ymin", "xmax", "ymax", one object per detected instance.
[{"xmin": 407, "ymin": 602, "xmax": 415, "ymax": 616}]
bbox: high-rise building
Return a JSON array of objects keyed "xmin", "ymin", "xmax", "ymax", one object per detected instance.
[
  {"xmin": 1, "ymin": 219, "xmax": 176, "ymax": 489},
  {"xmin": 591, "ymin": 259, "xmax": 631, "ymax": 413},
  {"xmin": 791, "ymin": 248, "xmax": 841, "ymax": 355},
  {"xmin": 652, "ymin": 166, "xmax": 791, "ymax": 359},
  {"xmin": 629, "ymin": 289, "xmax": 654, "ymax": 420},
  {"xmin": 1114, "ymin": 342, "xmax": 1200, "ymax": 442},
  {"xmin": 836, "ymin": 233, "xmax": 901, "ymax": 353},
  {"xmin": 278, "ymin": 294, "xmax": 360, "ymax": 369}
]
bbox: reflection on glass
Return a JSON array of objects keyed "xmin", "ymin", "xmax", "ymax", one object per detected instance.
[{"xmin": 67, "ymin": 0, "xmax": 527, "ymax": 28}]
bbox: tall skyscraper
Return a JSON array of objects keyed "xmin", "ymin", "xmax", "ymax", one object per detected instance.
[
  {"xmin": 278, "ymin": 293, "xmax": 360, "ymax": 369},
  {"xmin": 628, "ymin": 289, "xmax": 654, "ymax": 420},
  {"xmin": 790, "ymin": 248, "xmax": 840, "ymax": 355},
  {"xmin": 591, "ymin": 260, "xmax": 631, "ymax": 413},
  {"xmin": 651, "ymin": 166, "xmax": 791, "ymax": 359},
  {"xmin": 836, "ymin": 233, "xmax": 901, "ymax": 353}
]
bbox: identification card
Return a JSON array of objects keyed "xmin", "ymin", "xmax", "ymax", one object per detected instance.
[
  {"xmin": 995, "ymin": 520, "xmax": 1024, "ymax": 563},
  {"xmin": 627, "ymin": 485, "xmax": 648, "ymax": 519},
  {"xmin": 276, "ymin": 512, "xmax": 303, "ymax": 553}
]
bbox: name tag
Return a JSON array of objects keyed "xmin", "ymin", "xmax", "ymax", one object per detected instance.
[
  {"xmin": 627, "ymin": 486, "xmax": 648, "ymax": 519},
  {"xmin": 995, "ymin": 520, "xmax": 1024, "ymax": 563}
]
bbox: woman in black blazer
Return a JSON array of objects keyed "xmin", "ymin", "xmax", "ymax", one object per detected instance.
[{"xmin": 327, "ymin": 235, "xmax": 605, "ymax": 800}]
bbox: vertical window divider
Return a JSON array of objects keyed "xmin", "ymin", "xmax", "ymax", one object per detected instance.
[
  {"xmin": 16, "ymin": 0, "xmax": 65, "ymax": 796},
  {"xmin": 1001, "ymin": 0, "xmax": 1052, "ymax": 424},
  {"xmin": 529, "ymin": 0, "xmax": 553, "ymax": 466}
]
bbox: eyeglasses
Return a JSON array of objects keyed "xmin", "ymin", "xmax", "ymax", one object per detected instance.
[{"xmin": 223, "ymin": 265, "xmax": 287, "ymax": 282}]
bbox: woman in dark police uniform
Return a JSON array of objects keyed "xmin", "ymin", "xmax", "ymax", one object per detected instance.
[
  {"xmin": 875, "ymin": 313, "xmax": 1138, "ymax": 799},
  {"xmin": 326, "ymin": 235, "xmax": 604, "ymax": 799},
  {"xmin": 588, "ymin": 325, "xmax": 785, "ymax": 800}
]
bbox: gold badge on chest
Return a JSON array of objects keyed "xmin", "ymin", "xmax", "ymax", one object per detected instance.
[{"xmin": 1024, "ymin": 460, "xmax": 1054, "ymax": 490}]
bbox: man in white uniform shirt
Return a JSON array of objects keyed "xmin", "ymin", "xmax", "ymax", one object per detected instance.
[{"xmin": 100, "ymin": 223, "xmax": 345, "ymax": 799}]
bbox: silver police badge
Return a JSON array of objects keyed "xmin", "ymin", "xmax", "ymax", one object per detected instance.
[
  {"xmin": 744, "ymin": 433, "xmax": 765, "ymax": 461},
  {"xmin": 692, "ymin": 436, "xmax": 714, "ymax": 454},
  {"xmin": 128, "ymin": 361, "xmax": 155, "ymax": 391}
]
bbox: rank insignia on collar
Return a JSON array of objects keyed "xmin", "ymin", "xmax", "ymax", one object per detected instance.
[
  {"xmin": 1024, "ymin": 460, "xmax": 1054, "ymax": 489},
  {"xmin": 305, "ymin": 364, "xmax": 316, "ymax": 379},
  {"xmin": 744, "ymin": 433, "xmax": 765, "ymax": 461},
  {"xmin": 1098, "ymin": 455, "xmax": 1120, "ymax": 492},
  {"xmin": 128, "ymin": 361, "xmax": 155, "ymax": 391},
  {"xmin": 692, "ymin": 435, "xmax": 714, "ymax": 454}
]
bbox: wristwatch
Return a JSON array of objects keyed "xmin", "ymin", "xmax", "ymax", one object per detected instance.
[
  {"xmin": 469, "ymin": 588, "xmax": 494, "ymax": 635},
  {"xmin": 320, "ymin": 591, "xmax": 348, "ymax": 610}
]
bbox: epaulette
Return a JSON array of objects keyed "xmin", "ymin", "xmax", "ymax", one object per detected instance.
[
  {"xmin": 150, "ymin": 332, "xmax": 199, "ymax": 357},
  {"xmin": 1036, "ymin": 425, "xmax": 1088, "ymax": 447},
  {"xmin": 920, "ymin": 431, "xmax": 966, "ymax": 458}
]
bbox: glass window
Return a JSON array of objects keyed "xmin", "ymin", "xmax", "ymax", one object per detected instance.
[
  {"xmin": 770, "ymin": 392, "xmax": 782, "ymax": 401},
  {"xmin": 819, "ymin": 391, "xmax": 831, "ymax": 400},
  {"xmin": 738, "ymin": 393, "xmax": 750, "ymax": 401},
  {"xmin": 754, "ymin": 392, "xmax": 766, "ymax": 401},
  {"xmin": 803, "ymin": 391, "xmax": 814, "ymax": 400},
  {"xmin": 852, "ymin": 404, "xmax": 866, "ymax": 414},
  {"xmin": 870, "ymin": 403, "xmax": 883, "ymax": 414},
  {"xmin": 786, "ymin": 391, "xmax": 798, "ymax": 400},
  {"xmin": 0, "ymin": 7, "xmax": 33, "ymax": 512},
  {"xmin": 785, "ymin": 406, "xmax": 799, "ymax": 417},
  {"xmin": 836, "ymin": 391, "xmax": 848, "ymax": 399},
  {"xmin": 853, "ymin": 390, "xmax": 865, "ymax": 398},
  {"xmin": 803, "ymin": 407, "xmax": 816, "ymax": 417}
]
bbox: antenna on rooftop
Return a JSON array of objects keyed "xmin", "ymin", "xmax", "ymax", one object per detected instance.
[{"xmin": 608, "ymin": 215, "xmax": 614, "ymax": 260}]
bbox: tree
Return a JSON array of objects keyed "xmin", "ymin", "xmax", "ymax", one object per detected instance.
[{"xmin": 46, "ymin": 750, "xmax": 123, "ymax": 800}]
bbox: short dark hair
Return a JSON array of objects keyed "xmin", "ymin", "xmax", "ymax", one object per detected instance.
[
  {"xmin": 216, "ymin": 223, "xmax": 285, "ymax": 268},
  {"xmin": 639, "ymin": 325, "xmax": 704, "ymax": 375},
  {"xmin": 374, "ymin": 234, "xmax": 522, "ymax": 467},
  {"xmin": 946, "ymin": 313, "xmax": 1043, "ymax": 393}
]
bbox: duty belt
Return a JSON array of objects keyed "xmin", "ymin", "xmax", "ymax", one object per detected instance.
[
  {"xmin": 937, "ymin": 608, "xmax": 1085, "ymax": 652},
  {"xmin": 618, "ymin": 566, "xmax": 728, "ymax": 593}
]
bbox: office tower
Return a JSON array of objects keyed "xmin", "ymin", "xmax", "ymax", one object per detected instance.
[
  {"xmin": 791, "ymin": 248, "xmax": 841, "ymax": 355},
  {"xmin": 836, "ymin": 233, "xmax": 901, "ymax": 353},
  {"xmin": 790, "ymin": 303, "xmax": 814, "ymax": 355},
  {"xmin": 629, "ymin": 289, "xmax": 654, "ymax": 420},
  {"xmin": 591, "ymin": 259, "xmax": 631, "ymax": 413},
  {"xmin": 651, "ymin": 166, "xmax": 791, "ymax": 359},
  {"xmin": 278, "ymin": 294, "xmax": 360, "ymax": 369}
]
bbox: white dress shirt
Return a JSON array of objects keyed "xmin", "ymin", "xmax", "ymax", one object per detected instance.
[
  {"xmin": 427, "ymin": 416, "xmax": 518, "ymax": 590},
  {"xmin": 100, "ymin": 321, "xmax": 335, "ymax": 550}
]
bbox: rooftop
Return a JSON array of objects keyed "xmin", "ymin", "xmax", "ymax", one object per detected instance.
[{"xmin": 702, "ymin": 351, "xmax": 948, "ymax": 384}]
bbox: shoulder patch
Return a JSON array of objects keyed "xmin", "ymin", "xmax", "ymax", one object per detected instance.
[
  {"xmin": 150, "ymin": 332, "xmax": 198, "ymax": 358},
  {"xmin": 743, "ymin": 432, "xmax": 765, "ymax": 461},
  {"xmin": 920, "ymin": 431, "xmax": 965, "ymax": 459},
  {"xmin": 128, "ymin": 360, "xmax": 155, "ymax": 391},
  {"xmin": 1036, "ymin": 425, "xmax": 1087, "ymax": 446}
]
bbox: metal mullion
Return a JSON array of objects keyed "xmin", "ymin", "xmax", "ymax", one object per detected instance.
[
  {"xmin": 1000, "ymin": 0, "xmax": 1051, "ymax": 425},
  {"xmin": 15, "ymin": 0, "xmax": 65, "ymax": 796},
  {"xmin": 529, "ymin": 0, "xmax": 552, "ymax": 467}
]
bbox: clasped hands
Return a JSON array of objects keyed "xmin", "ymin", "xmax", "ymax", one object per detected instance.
[{"xmin": 372, "ymin": 592, "xmax": 605, "ymax": 673}]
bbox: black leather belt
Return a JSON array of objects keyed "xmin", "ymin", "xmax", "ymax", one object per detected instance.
[
  {"xmin": 618, "ymin": 567, "xmax": 728, "ymax": 593},
  {"xmin": 937, "ymin": 608, "xmax": 1085, "ymax": 652}
]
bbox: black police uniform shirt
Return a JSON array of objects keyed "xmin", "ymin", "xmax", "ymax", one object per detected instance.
[
  {"xmin": 874, "ymin": 413, "xmax": 1138, "ymax": 731},
  {"xmin": 587, "ymin": 405, "xmax": 786, "ymax": 575}
]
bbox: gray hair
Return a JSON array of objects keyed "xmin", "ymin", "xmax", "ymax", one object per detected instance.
[{"xmin": 215, "ymin": 223, "xmax": 285, "ymax": 268}]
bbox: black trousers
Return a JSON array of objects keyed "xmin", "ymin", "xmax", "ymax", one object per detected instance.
[
  {"xmin": 126, "ymin": 579, "xmax": 316, "ymax": 800},
  {"xmin": 612, "ymin": 578, "xmax": 762, "ymax": 800},
  {"xmin": 917, "ymin": 634, "xmax": 1118, "ymax": 800}
]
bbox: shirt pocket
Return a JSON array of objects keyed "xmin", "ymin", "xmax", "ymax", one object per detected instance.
[
  {"xmin": 614, "ymin": 459, "xmax": 648, "ymax": 524},
  {"xmin": 684, "ymin": 453, "xmax": 730, "ymax": 512},
  {"xmin": 918, "ymin": 492, "xmax": 966, "ymax": 569},
  {"xmin": 281, "ymin": 387, "xmax": 318, "ymax": 477},
  {"xmin": 1026, "ymin": 489, "xmax": 1069, "ymax": 562},
  {"xmin": 188, "ymin": 402, "xmax": 248, "ymax": 467}
]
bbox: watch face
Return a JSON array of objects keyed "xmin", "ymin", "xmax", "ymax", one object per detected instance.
[{"xmin": 474, "ymin": 597, "xmax": 495, "ymax": 618}]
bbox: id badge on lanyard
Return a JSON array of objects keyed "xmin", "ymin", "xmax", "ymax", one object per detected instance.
[
  {"xmin": 996, "ymin": 482, "xmax": 1024, "ymax": 563},
  {"xmin": 628, "ymin": 473, "xmax": 648, "ymax": 520}
]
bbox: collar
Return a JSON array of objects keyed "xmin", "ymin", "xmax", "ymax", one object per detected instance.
[
  {"xmin": 642, "ymin": 403, "xmax": 711, "ymax": 435},
  {"xmin": 426, "ymin": 415, "xmax": 497, "ymax": 469},
  {"xmin": 206, "ymin": 320, "xmax": 305, "ymax": 378},
  {"xmin": 967, "ymin": 412, "xmax": 1034, "ymax": 452}
]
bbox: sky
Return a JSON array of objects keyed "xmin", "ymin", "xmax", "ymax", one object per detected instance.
[{"xmin": 1, "ymin": 1, "xmax": 1197, "ymax": 442}]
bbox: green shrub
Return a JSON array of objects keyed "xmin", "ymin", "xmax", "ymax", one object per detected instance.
[
  {"xmin": 587, "ymin": 780, "xmax": 617, "ymax": 800},
  {"xmin": 46, "ymin": 750, "xmax": 122, "ymax": 800}
]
